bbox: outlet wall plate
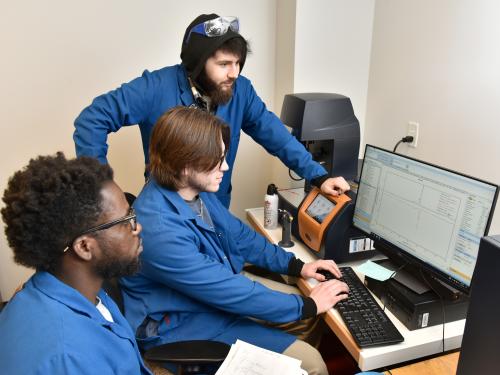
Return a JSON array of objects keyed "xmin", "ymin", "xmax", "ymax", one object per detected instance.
[{"xmin": 407, "ymin": 121, "xmax": 419, "ymax": 148}]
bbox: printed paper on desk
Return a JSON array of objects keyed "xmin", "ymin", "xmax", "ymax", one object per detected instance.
[
  {"xmin": 215, "ymin": 339, "xmax": 307, "ymax": 375},
  {"xmin": 356, "ymin": 260, "xmax": 395, "ymax": 282}
]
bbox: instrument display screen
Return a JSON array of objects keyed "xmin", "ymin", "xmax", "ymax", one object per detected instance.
[{"xmin": 306, "ymin": 194, "xmax": 336, "ymax": 223}]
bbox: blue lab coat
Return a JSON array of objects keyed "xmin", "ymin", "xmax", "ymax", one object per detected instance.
[
  {"xmin": 0, "ymin": 272, "xmax": 152, "ymax": 375},
  {"xmin": 120, "ymin": 179, "xmax": 303, "ymax": 353},
  {"xmin": 74, "ymin": 64, "xmax": 326, "ymax": 207}
]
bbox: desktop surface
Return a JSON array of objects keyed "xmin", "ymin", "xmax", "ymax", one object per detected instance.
[{"xmin": 246, "ymin": 207, "xmax": 465, "ymax": 371}]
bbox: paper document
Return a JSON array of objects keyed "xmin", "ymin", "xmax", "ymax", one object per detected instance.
[
  {"xmin": 215, "ymin": 339, "xmax": 307, "ymax": 375},
  {"xmin": 356, "ymin": 260, "xmax": 395, "ymax": 282}
]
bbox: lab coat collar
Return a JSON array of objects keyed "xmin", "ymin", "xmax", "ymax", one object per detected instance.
[
  {"xmin": 177, "ymin": 65, "xmax": 195, "ymax": 107},
  {"xmin": 151, "ymin": 179, "xmax": 216, "ymax": 232},
  {"xmin": 32, "ymin": 272, "xmax": 124, "ymax": 329}
]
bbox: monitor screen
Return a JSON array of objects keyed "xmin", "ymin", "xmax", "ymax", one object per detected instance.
[
  {"xmin": 353, "ymin": 145, "xmax": 498, "ymax": 293},
  {"xmin": 306, "ymin": 194, "xmax": 336, "ymax": 223}
]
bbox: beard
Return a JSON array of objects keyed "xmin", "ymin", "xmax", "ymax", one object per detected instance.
[
  {"xmin": 197, "ymin": 70, "xmax": 235, "ymax": 106},
  {"xmin": 93, "ymin": 240, "xmax": 141, "ymax": 279}
]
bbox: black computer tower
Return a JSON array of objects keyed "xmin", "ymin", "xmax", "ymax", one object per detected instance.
[
  {"xmin": 457, "ymin": 235, "xmax": 500, "ymax": 375},
  {"xmin": 365, "ymin": 274, "xmax": 468, "ymax": 330}
]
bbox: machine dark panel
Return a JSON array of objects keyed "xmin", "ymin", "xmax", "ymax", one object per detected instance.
[
  {"xmin": 457, "ymin": 235, "xmax": 500, "ymax": 375},
  {"xmin": 281, "ymin": 93, "xmax": 360, "ymax": 181}
]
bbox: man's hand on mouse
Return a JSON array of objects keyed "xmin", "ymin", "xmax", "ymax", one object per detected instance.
[
  {"xmin": 320, "ymin": 176, "xmax": 350, "ymax": 197},
  {"xmin": 301, "ymin": 259, "xmax": 342, "ymax": 281}
]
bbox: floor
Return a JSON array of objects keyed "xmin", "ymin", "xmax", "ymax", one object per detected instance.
[{"xmin": 319, "ymin": 329, "xmax": 360, "ymax": 375}]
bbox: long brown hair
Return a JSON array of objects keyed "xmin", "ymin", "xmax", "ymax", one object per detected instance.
[{"xmin": 149, "ymin": 106, "xmax": 230, "ymax": 190}]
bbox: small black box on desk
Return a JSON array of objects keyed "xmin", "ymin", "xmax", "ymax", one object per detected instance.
[{"xmin": 364, "ymin": 267, "xmax": 469, "ymax": 331}]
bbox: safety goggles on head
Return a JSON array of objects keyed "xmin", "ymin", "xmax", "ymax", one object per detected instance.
[{"xmin": 185, "ymin": 16, "xmax": 239, "ymax": 44}]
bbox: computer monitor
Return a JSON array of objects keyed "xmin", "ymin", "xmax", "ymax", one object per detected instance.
[{"xmin": 353, "ymin": 145, "xmax": 498, "ymax": 294}]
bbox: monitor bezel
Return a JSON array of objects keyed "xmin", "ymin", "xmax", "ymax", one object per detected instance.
[{"xmin": 353, "ymin": 144, "xmax": 499, "ymax": 295}]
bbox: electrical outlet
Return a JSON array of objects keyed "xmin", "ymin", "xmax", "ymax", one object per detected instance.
[{"xmin": 407, "ymin": 121, "xmax": 419, "ymax": 148}]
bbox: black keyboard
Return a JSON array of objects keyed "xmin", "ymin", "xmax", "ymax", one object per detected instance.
[{"xmin": 329, "ymin": 267, "xmax": 404, "ymax": 348}]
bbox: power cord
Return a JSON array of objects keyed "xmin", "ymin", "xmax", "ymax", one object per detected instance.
[
  {"xmin": 288, "ymin": 169, "xmax": 303, "ymax": 181},
  {"xmin": 393, "ymin": 136, "xmax": 414, "ymax": 152}
]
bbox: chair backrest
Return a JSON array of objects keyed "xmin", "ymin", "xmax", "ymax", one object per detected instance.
[
  {"xmin": 102, "ymin": 278, "xmax": 125, "ymax": 313},
  {"xmin": 124, "ymin": 192, "xmax": 137, "ymax": 206}
]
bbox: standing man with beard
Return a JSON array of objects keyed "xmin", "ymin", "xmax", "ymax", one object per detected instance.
[
  {"xmin": 0, "ymin": 153, "xmax": 151, "ymax": 374},
  {"xmin": 74, "ymin": 13, "xmax": 350, "ymax": 208}
]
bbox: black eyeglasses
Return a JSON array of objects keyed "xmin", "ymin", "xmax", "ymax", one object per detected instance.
[{"xmin": 63, "ymin": 208, "xmax": 137, "ymax": 252}]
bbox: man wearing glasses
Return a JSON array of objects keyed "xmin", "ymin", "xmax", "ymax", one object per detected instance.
[
  {"xmin": 121, "ymin": 107, "xmax": 349, "ymax": 375},
  {"xmin": 0, "ymin": 153, "xmax": 151, "ymax": 374},
  {"xmin": 74, "ymin": 13, "xmax": 349, "ymax": 208}
]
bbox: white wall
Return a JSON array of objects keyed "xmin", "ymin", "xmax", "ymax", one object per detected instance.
[
  {"xmin": 275, "ymin": 0, "xmax": 296, "ymax": 112},
  {"xmin": 364, "ymin": 0, "xmax": 500, "ymax": 234},
  {"xmin": 272, "ymin": 0, "xmax": 301, "ymax": 188},
  {"xmin": 271, "ymin": 0, "xmax": 376, "ymax": 188},
  {"xmin": 294, "ymin": 0, "xmax": 375, "ymax": 131},
  {"xmin": 0, "ymin": 0, "xmax": 277, "ymax": 300},
  {"xmin": 3, "ymin": 0, "xmax": 499, "ymax": 301}
]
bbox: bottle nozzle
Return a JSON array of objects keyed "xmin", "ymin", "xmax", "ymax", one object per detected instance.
[{"xmin": 267, "ymin": 183, "xmax": 277, "ymax": 195}]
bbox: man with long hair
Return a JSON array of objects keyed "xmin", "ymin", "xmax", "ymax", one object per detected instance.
[{"xmin": 121, "ymin": 107, "xmax": 349, "ymax": 375}]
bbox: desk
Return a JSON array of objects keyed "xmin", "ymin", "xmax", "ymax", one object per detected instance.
[
  {"xmin": 385, "ymin": 352, "xmax": 459, "ymax": 374},
  {"xmin": 246, "ymin": 207, "xmax": 464, "ymax": 372}
]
